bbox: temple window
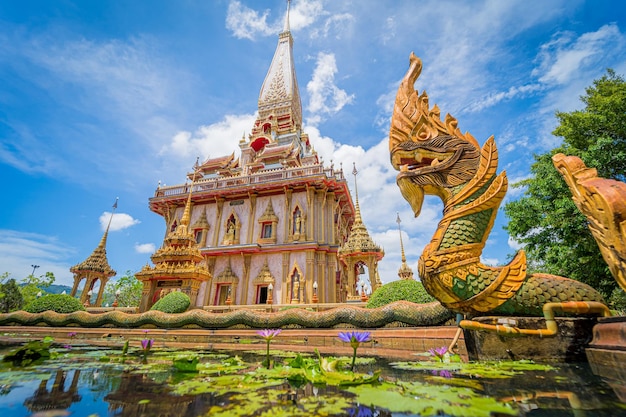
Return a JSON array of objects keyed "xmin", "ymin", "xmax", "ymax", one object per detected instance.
[
  {"xmin": 194, "ymin": 229, "xmax": 203, "ymax": 244},
  {"xmin": 257, "ymin": 200, "xmax": 278, "ymax": 244}
]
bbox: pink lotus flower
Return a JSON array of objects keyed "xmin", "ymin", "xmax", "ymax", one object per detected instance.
[
  {"xmin": 256, "ymin": 329, "xmax": 281, "ymax": 368},
  {"xmin": 256, "ymin": 329, "xmax": 281, "ymax": 340}
]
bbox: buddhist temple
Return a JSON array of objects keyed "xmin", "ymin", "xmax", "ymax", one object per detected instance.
[
  {"xmin": 136, "ymin": 182, "xmax": 212, "ymax": 312},
  {"xmin": 142, "ymin": 2, "xmax": 366, "ymax": 309},
  {"xmin": 69, "ymin": 199, "xmax": 118, "ymax": 307},
  {"xmin": 338, "ymin": 164, "xmax": 384, "ymax": 301}
]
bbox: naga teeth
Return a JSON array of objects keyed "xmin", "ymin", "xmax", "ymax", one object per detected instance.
[
  {"xmin": 431, "ymin": 158, "xmax": 440, "ymax": 166},
  {"xmin": 415, "ymin": 153, "xmax": 423, "ymax": 163},
  {"xmin": 401, "ymin": 164, "xmax": 409, "ymax": 172}
]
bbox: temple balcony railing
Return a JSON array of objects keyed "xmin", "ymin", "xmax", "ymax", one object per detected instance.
[{"xmin": 154, "ymin": 164, "xmax": 345, "ymax": 197}]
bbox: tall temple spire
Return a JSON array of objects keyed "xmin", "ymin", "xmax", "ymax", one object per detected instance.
[
  {"xmin": 396, "ymin": 213, "xmax": 414, "ymax": 280},
  {"xmin": 257, "ymin": 0, "xmax": 302, "ymax": 133},
  {"xmin": 99, "ymin": 197, "xmax": 118, "ymax": 249},
  {"xmin": 283, "ymin": 0, "xmax": 291, "ymax": 33}
]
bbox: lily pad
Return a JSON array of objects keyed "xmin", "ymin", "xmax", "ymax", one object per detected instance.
[{"xmin": 346, "ymin": 381, "xmax": 518, "ymax": 417}]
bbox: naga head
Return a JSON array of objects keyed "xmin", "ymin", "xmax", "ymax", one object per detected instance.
[{"xmin": 389, "ymin": 53, "xmax": 482, "ymax": 216}]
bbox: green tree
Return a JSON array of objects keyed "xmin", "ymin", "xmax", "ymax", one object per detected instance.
[
  {"xmin": 103, "ymin": 271, "xmax": 143, "ymax": 307},
  {"xmin": 0, "ymin": 278, "xmax": 24, "ymax": 313},
  {"xmin": 20, "ymin": 272, "xmax": 56, "ymax": 307},
  {"xmin": 504, "ymin": 70, "xmax": 626, "ymax": 301}
]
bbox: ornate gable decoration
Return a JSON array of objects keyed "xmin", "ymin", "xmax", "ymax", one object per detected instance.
[
  {"xmin": 216, "ymin": 264, "xmax": 239, "ymax": 283},
  {"xmin": 253, "ymin": 260, "xmax": 276, "ymax": 285}
]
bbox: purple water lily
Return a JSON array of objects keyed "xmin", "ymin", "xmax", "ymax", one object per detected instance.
[
  {"xmin": 338, "ymin": 331, "xmax": 371, "ymax": 371},
  {"xmin": 140, "ymin": 338, "xmax": 154, "ymax": 362},
  {"xmin": 431, "ymin": 369, "xmax": 453, "ymax": 378},
  {"xmin": 257, "ymin": 329, "xmax": 281, "ymax": 368},
  {"xmin": 256, "ymin": 329, "xmax": 281, "ymax": 341},
  {"xmin": 68, "ymin": 332, "xmax": 77, "ymax": 339},
  {"xmin": 428, "ymin": 346, "xmax": 448, "ymax": 362}
]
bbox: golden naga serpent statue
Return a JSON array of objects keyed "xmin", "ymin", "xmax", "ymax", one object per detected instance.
[{"xmin": 389, "ymin": 54, "xmax": 610, "ymax": 333}]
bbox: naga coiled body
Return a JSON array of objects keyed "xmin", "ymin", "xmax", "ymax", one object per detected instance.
[{"xmin": 389, "ymin": 54, "xmax": 604, "ymax": 317}]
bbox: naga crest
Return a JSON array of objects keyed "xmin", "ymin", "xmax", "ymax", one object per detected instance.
[
  {"xmin": 388, "ymin": 54, "xmax": 604, "ymax": 319},
  {"xmin": 389, "ymin": 53, "xmax": 489, "ymax": 216}
]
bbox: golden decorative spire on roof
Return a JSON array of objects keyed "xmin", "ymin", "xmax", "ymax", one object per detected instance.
[
  {"xmin": 339, "ymin": 164, "xmax": 383, "ymax": 256},
  {"xmin": 70, "ymin": 198, "xmax": 117, "ymax": 276},
  {"xmin": 396, "ymin": 213, "xmax": 414, "ymax": 280},
  {"xmin": 136, "ymin": 169, "xmax": 211, "ymax": 310}
]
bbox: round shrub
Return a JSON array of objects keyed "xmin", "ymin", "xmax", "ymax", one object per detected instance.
[
  {"xmin": 24, "ymin": 294, "xmax": 86, "ymax": 314},
  {"xmin": 150, "ymin": 291, "xmax": 190, "ymax": 313},
  {"xmin": 367, "ymin": 279, "xmax": 435, "ymax": 308}
]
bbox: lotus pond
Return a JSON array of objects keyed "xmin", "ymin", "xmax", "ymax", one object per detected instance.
[{"xmin": 0, "ymin": 337, "xmax": 624, "ymax": 417}]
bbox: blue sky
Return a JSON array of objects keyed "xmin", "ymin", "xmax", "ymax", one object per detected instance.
[{"xmin": 1, "ymin": 0, "xmax": 625, "ymax": 288}]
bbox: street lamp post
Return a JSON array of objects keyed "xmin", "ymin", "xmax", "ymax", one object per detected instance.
[
  {"xmin": 30, "ymin": 264, "xmax": 40, "ymax": 277},
  {"xmin": 312, "ymin": 281, "xmax": 318, "ymax": 304},
  {"xmin": 267, "ymin": 283, "xmax": 273, "ymax": 305},
  {"xmin": 360, "ymin": 280, "xmax": 368, "ymax": 302},
  {"xmin": 113, "ymin": 289, "xmax": 121, "ymax": 307},
  {"xmin": 85, "ymin": 290, "xmax": 93, "ymax": 307},
  {"xmin": 225, "ymin": 286, "xmax": 232, "ymax": 306}
]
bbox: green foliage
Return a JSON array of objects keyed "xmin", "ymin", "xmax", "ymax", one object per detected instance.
[
  {"xmin": 20, "ymin": 272, "xmax": 55, "ymax": 307},
  {"xmin": 150, "ymin": 291, "xmax": 190, "ymax": 313},
  {"xmin": 173, "ymin": 355, "xmax": 199, "ymax": 372},
  {"xmin": 0, "ymin": 279, "xmax": 23, "ymax": 313},
  {"xmin": 24, "ymin": 293, "xmax": 86, "ymax": 314},
  {"xmin": 103, "ymin": 271, "xmax": 143, "ymax": 307},
  {"xmin": 366, "ymin": 279, "xmax": 435, "ymax": 308},
  {"xmin": 608, "ymin": 288, "xmax": 626, "ymax": 314},
  {"xmin": 2, "ymin": 337, "xmax": 54, "ymax": 366},
  {"xmin": 504, "ymin": 70, "xmax": 626, "ymax": 299}
]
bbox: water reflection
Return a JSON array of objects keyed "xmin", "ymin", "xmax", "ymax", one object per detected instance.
[
  {"xmin": 104, "ymin": 372, "xmax": 198, "ymax": 417},
  {"xmin": 0, "ymin": 347, "xmax": 623, "ymax": 417},
  {"xmin": 24, "ymin": 370, "xmax": 81, "ymax": 413}
]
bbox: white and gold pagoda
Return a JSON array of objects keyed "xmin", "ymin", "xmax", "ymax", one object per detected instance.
[{"xmin": 142, "ymin": 3, "xmax": 363, "ymax": 309}]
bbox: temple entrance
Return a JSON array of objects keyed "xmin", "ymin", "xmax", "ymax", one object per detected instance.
[
  {"xmin": 215, "ymin": 284, "xmax": 230, "ymax": 305},
  {"xmin": 257, "ymin": 286, "xmax": 268, "ymax": 304}
]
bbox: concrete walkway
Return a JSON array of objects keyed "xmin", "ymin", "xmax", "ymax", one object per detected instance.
[{"xmin": 0, "ymin": 325, "xmax": 467, "ymax": 361}]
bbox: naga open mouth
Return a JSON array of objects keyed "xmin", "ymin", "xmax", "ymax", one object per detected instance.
[
  {"xmin": 391, "ymin": 144, "xmax": 458, "ymax": 176},
  {"xmin": 394, "ymin": 148, "xmax": 456, "ymax": 173}
]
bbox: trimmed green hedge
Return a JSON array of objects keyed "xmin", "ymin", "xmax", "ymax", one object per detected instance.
[
  {"xmin": 24, "ymin": 294, "xmax": 86, "ymax": 314},
  {"xmin": 150, "ymin": 291, "xmax": 190, "ymax": 313},
  {"xmin": 366, "ymin": 279, "xmax": 435, "ymax": 308}
]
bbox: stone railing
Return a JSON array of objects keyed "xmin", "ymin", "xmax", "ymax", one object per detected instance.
[{"xmin": 154, "ymin": 165, "xmax": 345, "ymax": 198}]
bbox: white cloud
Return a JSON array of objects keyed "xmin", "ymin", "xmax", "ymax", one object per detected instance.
[
  {"xmin": 161, "ymin": 113, "xmax": 257, "ymax": 160},
  {"xmin": 225, "ymin": 0, "xmax": 327, "ymax": 40},
  {"xmin": 306, "ymin": 52, "xmax": 354, "ymax": 125},
  {"xmin": 99, "ymin": 212, "xmax": 140, "ymax": 232},
  {"xmin": 135, "ymin": 243, "xmax": 156, "ymax": 254},
  {"xmin": 309, "ymin": 12, "xmax": 354, "ymax": 40},
  {"xmin": 0, "ymin": 230, "xmax": 76, "ymax": 286},
  {"xmin": 534, "ymin": 24, "xmax": 624, "ymax": 85},
  {"xmin": 289, "ymin": 0, "xmax": 326, "ymax": 31},
  {"xmin": 508, "ymin": 236, "xmax": 523, "ymax": 251},
  {"xmin": 226, "ymin": 1, "xmax": 276, "ymax": 40},
  {"xmin": 467, "ymin": 84, "xmax": 544, "ymax": 113}
]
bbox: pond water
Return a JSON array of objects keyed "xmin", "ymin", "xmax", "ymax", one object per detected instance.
[{"xmin": 0, "ymin": 341, "xmax": 624, "ymax": 417}]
